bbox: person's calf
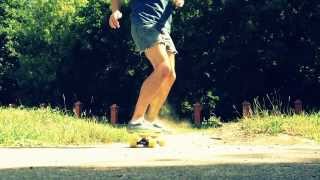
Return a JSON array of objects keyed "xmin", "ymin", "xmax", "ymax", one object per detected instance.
[
  {"xmin": 168, "ymin": 70, "xmax": 176, "ymax": 85},
  {"xmin": 146, "ymin": 72, "xmax": 176, "ymax": 120}
]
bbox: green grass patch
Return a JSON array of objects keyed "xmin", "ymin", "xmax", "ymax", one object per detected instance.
[
  {"xmin": 0, "ymin": 107, "xmax": 205, "ymax": 147},
  {"xmin": 0, "ymin": 107, "xmax": 130, "ymax": 147},
  {"xmin": 240, "ymin": 113, "xmax": 320, "ymax": 142}
]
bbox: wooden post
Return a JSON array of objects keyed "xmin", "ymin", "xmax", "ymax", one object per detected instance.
[
  {"xmin": 73, "ymin": 101, "xmax": 82, "ymax": 118},
  {"xmin": 294, "ymin": 99, "xmax": 303, "ymax": 114},
  {"xmin": 110, "ymin": 104, "xmax": 119, "ymax": 125},
  {"xmin": 242, "ymin": 101, "xmax": 252, "ymax": 118},
  {"xmin": 193, "ymin": 102, "xmax": 202, "ymax": 127}
]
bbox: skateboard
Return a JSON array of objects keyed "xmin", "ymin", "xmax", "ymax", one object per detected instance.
[{"xmin": 128, "ymin": 132, "xmax": 165, "ymax": 148}]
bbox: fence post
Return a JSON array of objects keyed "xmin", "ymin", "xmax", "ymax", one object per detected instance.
[
  {"xmin": 294, "ymin": 99, "xmax": 303, "ymax": 114},
  {"xmin": 193, "ymin": 102, "xmax": 202, "ymax": 127},
  {"xmin": 110, "ymin": 104, "xmax": 119, "ymax": 125},
  {"xmin": 73, "ymin": 101, "xmax": 82, "ymax": 118},
  {"xmin": 242, "ymin": 101, "xmax": 252, "ymax": 118}
]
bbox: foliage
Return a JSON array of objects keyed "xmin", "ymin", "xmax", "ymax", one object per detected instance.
[
  {"xmin": 0, "ymin": 2, "xmax": 19, "ymax": 104},
  {"xmin": 0, "ymin": 0, "xmax": 320, "ymax": 121},
  {"xmin": 0, "ymin": 0, "xmax": 89, "ymax": 104},
  {"xmin": 201, "ymin": 115, "xmax": 222, "ymax": 129},
  {"xmin": 173, "ymin": 0, "xmax": 320, "ymax": 119}
]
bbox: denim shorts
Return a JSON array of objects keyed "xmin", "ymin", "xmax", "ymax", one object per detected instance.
[{"xmin": 131, "ymin": 23, "xmax": 177, "ymax": 54}]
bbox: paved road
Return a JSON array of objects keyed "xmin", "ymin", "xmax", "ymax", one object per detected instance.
[
  {"xmin": 0, "ymin": 134, "xmax": 320, "ymax": 180},
  {"xmin": 0, "ymin": 134, "xmax": 319, "ymax": 169}
]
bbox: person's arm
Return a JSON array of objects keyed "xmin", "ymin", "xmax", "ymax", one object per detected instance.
[
  {"xmin": 111, "ymin": 0, "xmax": 120, "ymax": 13},
  {"xmin": 109, "ymin": 0, "xmax": 123, "ymax": 29}
]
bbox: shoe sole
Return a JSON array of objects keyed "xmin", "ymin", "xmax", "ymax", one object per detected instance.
[{"xmin": 127, "ymin": 127, "xmax": 162, "ymax": 134}]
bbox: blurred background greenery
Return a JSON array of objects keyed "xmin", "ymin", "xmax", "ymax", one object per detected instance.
[{"xmin": 0, "ymin": 0, "xmax": 319, "ymax": 121}]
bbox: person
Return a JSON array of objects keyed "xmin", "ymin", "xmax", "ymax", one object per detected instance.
[{"xmin": 109, "ymin": 0, "xmax": 184, "ymax": 132}]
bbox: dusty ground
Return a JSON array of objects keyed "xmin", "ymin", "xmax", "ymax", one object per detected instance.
[
  {"xmin": 0, "ymin": 124, "xmax": 319, "ymax": 179},
  {"xmin": 210, "ymin": 122, "xmax": 318, "ymax": 145}
]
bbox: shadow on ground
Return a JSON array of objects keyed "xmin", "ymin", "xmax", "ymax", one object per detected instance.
[{"xmin": 0, "ymin": 163, "xmax": 319, "ymax": 179}]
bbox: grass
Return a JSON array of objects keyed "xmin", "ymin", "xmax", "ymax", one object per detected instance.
[
  {"xmin": 239, "ymin": 95, "xmax": 320, "ymax": 142},
  {"xmin": 240, "ymin": 113, "xmax": 320, "ymax": 142},
  {"xmin": 2, "ymin": 100, "xmax": 320, "ymax": 147},
  {"xmin": 0, "ymin": 107, "xmax": 130, "ymax": 147},
  {"xmin": 211, "ymin": 94, "xmax": 318, "ymax": 144},
  {"xmin": 0, "ymin": 106, "xmax": 199, "ymax": 147}
]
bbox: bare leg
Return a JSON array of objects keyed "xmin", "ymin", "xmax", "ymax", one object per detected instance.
[
  {"xmin": 130, "ymin": 44, "xmax": 172, "ymax": 121},
  {"xmin": 147, "ymin": 52, "xmax": 176, "ymax": 121}
]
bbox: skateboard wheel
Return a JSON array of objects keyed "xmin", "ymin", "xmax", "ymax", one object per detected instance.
[
  {"xmin": 129, "ymin": 140, "xmax": 138, "ymax": 148},
  {"xmin": 148, "ymin": 139, "xmax": 157, "ymax": 148},
  {"xmin": 129, "ymin": 136, "xmax": 140, "ymax": 148},
  {"xmin": 129, "ymin": 142, "xmax": 138, "ymax": 148},
  {"xmin": 158, "ymin": 138, "xmax": 166, "ymax": 147}
]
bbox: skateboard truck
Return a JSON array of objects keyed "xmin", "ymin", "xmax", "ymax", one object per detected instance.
[{"xmin": 129, "ymin": 133, "xmax": 165, "ymax": 148}]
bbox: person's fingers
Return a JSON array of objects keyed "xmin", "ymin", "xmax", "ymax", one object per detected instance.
[
  {"xmin": 109, "ymin": 17, "xmax": 115, "ymax": 29},
  {"xmin": 111, "ymin": 17, "xmax": 117, "ymax": 28},
  {"xmin": 115, "ymin": 19, "xmax": 120, "ymax": 28},
  {"xmin": 114, "ymin": 12, "xmax": 122, "ymax": 28},
  {"xmin": 111, "ymin": 17, "xmax": 119, "ymax": 29},
  {"xmin": 109, "ymin": 17, "xmax": 116, "ymax": 29},
  {"xmin": 109, "ymin": 11, "xmax": 122, "ymax": 29}
]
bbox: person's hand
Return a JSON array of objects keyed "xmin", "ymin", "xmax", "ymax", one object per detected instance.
[
  {"xmin": 173, "ymin": 0, "xmax": 184, "ymax": 8},
  {"xmin": 109, "ymin": 10, "xmax": 123, "ymax": 29}
]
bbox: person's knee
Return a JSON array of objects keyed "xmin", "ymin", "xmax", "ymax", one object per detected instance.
[{"xmin": 156, "ymin": 62, "xmax": 171, "ymax": 79}]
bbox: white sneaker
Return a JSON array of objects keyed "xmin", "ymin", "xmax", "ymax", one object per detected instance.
[{"xmin": 128, "ymin": 117, "xmax": 161, "ymax": 133}]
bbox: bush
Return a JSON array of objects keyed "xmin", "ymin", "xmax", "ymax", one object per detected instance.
[
  {"xmin": 1, "ymin": 0, "xmax": 320, "ymax": 121},
  {"xmin": 201, "ymin": 115, "xmax": 222, "ymax": 129}
]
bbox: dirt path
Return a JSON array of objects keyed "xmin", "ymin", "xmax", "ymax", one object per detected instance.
[{"xmin": 0, "ymin": 124, "xmax": 319, "ymax": 179}]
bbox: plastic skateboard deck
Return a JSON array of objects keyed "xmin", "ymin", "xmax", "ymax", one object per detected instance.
[{"xmin": 128, "ymin": 132, "xmax": 165, "ymax": 148}]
